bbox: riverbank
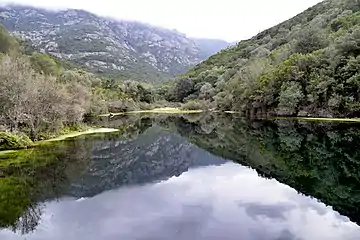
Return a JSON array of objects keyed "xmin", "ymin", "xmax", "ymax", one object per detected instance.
[
  {"xmin": 0, "ymin": 127, "xmax": 119, "ymax": 152},
  {"xmin": 271, "ymin": 116, "xmax": 360, "ymax": 123},
  {"xmin": 38, "ymin": 128, "xmax": 119, "ymax": 143},
  {"xmin": 99, "ymin": 107, "xmax": 204, "ymax": 117}
]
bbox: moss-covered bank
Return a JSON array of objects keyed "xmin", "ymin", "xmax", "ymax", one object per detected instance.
[
  {"xmin": 0, "ymin": 127, "xmax": 119, "ymax": 151},
  {"xmin": 0, "ymin": 132, "xmax": 33, "ymax": 151}
]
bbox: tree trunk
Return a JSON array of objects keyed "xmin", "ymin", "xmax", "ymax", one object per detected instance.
[{"xmin": 30, "ymin": 128, "xmax": 36, "ymax": 141}]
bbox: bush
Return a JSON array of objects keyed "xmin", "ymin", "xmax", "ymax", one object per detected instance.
[
  {"xmin": 0, "ymin": 132, "xmax": 33, "ymax": 150},
  {"xmin": 139, "ymin": 102, "xmax": 153, "ymax": 110},
  {"xmin": 152, "ymin": 100, "xmax": 181, "ymax": 109},
  {"xmin": 180, "ymin": 100, "xmax": 210, "ymax": 111}
]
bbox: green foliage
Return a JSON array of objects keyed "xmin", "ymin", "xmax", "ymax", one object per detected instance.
[
  {"xmin": 330, "ymin": 11, "xmax": 360, "ymax": 32},
  {"xmin": 180, "ymin": 100, "xmax": 210, "ymax": 111},
  {"xmin": 170, "ymin": 78, "xmax": 195, "ymax": 102},
  {"xmin": 0, "ymin": 132, "xmax": 33, "ymax": 150},
  {"xmin": 278, "ymin": 82, "xmax": 304, "ymax": 115},
  {"xmin": 30, "ymin": 53, "xmax": 61, "ymax": 75},
  {"xmin": 293, "ymin": 28, "xmax": 328, "ymax": 54},
  {"xmin": 0, "ymin": 25, "xmax": 19, "ymax": 54}
]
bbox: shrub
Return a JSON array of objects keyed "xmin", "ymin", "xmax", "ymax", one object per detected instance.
[
  {"xmin": 180, "ymin": 100, "xmax": 210, "ymax": 111},
  {"xmin": 139, "ymin": 102, "xmax": 153, "ymax": 110},
  {"xmin": 0, "ymin": 132, "xmax": 33, "ymax": 150}
]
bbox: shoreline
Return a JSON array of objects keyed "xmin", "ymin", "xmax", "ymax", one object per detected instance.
[
  {"xmin": 99, "ymin": 108, "xmax": 360, "ymax": 123},
  {"xmin": 271, "ymin": 116, "xmax": 360, "ymax": 123},
  {"xmin": 37, "ymin": 128, "xmax": 119, "ymax": 143},
  {"xmin": 0, "ymin": 128, "xmax": 119, "ymax": 153},
  {"xmin": 99, "ymin": 107, "xmax": 204, "ymax": 117}
]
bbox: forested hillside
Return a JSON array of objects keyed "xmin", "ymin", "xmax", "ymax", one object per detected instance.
[{"xmin": 166, "ymin": 0, "xmax": 360, "ymax": 118}]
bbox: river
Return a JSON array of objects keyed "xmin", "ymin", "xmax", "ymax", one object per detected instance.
[{"xmin": 0, "ymin": 114, "xmax": 360, "ymax": 240}]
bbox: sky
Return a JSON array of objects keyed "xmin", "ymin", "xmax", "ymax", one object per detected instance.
[{"xmin": 0, "ymin": 0, "xmax": 323, "ymax": 42}]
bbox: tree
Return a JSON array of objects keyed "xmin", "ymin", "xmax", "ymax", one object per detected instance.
[
  {"xmin": 199, "ymin": 83, "xmax": 215, "ymax": 100},
  {"xmin": 278, "ymin": 82, "xmax": 304, "ymax": 115},
  {"xmin": 294, "ymin": 28, "xmax": 327, "ymax": 54},
  {"xmin": 23, "ymin": 74, "xmax": 68, "ymax": 140},
  {"xmin": 0, "ymin": 56, "xmax": 32, "ymax": 131},
  {"xmin": 172, "ymin": 78, "xmax": 194, "ymax": 102},
  {"xmin": 137, "ymin": 84, "xmax": 153, "ymax": 103},
  {"xmin": 0, "ymin": 25, "xmax": 19, "ymax": 54},
  {"xmin": 30, "ymin": 53, "xmax": 60, "ymax": 75},
  {"xmin": 336, "ymin": 27, "xmax": 360, "ymax": 57}
]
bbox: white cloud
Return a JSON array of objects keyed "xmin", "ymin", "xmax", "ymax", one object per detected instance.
[{"xmin": 0, "ymin": 0, "xmax": 323, "ymax": 43}]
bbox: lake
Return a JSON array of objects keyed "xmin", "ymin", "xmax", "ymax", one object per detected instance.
[{"xmin": 1, "ymin": 114, "xmax": 360, "ymax": 240}]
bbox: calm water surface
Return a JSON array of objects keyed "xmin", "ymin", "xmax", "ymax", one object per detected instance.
[{"xmin": 1, "ymin": 114, "xmax": 360, "ymax": 240}]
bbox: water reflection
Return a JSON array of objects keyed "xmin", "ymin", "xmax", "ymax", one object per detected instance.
[
  {"xmin": 1, "ymin": 163, "xmax": 359, "ymax": 240},
  {"xmin": 1, "ymin": 114, "xmax": 360, "ymax": 239}
]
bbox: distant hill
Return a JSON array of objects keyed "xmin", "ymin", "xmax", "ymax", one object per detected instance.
[{"xmin": 0, "ymin": 5, "xmax": 230, "ymax": 82}]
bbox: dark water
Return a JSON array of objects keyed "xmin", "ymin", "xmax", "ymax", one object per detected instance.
[{"xmin": 1, "ymin": 114, "xmax": 360, "ymax": 240}]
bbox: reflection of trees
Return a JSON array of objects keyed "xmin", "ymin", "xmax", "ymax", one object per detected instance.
[
  {"xmin": 0, "ymin": 117, "xmax": 162, "ymax": 235},
  {"xmin": 167, "ymin": 114, "xmax": 360, "ymax": 225},
  {"xmin": 11, "ymin": 203, "xmax": 43, "ymax": 235},
  {"xmin": 0, "ymin": 138, "xmax": 95, "ymax": 235}
]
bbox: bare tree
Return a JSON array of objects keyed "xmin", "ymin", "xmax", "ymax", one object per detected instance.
[{"xmin": 0, "ymin": 56, "xmax": 33, "ymax": 131}]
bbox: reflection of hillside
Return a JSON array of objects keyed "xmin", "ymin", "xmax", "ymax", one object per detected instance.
[
  {"xmin": 67, "ymin": 126, "xmax": 224, "ymax": 198},
  {"xmin": 167, "ymin": 115, "xmax": 360, "ymax": 225}
]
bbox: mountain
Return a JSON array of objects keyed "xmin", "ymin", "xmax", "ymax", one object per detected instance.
[
  {"xmin": 0, "ymin": 5, "xmax": 229, "ymax": 83},
  {"xmin": 192, "ymin": 38, "xmax": 234, "ymax": 58},
  {"xmin": 168, "ymin": 0, "xmax": 360, "ymax": 118}
]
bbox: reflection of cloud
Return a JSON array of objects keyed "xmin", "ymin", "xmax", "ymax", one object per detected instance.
[
  {"xmin": 1, "ymin": 163, "xmax": 360, "ymax": 240},
  {"xmin": 241, "ymin": 202, "xmax": 296, "ymax": 220}
]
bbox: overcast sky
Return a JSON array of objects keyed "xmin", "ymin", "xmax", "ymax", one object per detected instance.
[{"xmin": 0, "ymin": 0, "xmax": 323, "ymax": 42}]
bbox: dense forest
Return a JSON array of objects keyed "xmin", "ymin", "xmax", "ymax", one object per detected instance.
[{"xmin": 164, "ymin": 0, "xmax": 360, "ymax": 118}]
